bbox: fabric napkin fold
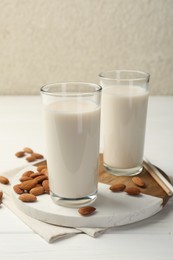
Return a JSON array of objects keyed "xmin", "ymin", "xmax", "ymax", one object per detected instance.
[{"xmin": 0, "ymin": 167, "xmax": 107, "ymax": 243}]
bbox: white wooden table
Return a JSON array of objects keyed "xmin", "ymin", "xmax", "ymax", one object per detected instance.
[{"xmin": 0, "ymin": 95, "xmax": 173, "ymax": 260}]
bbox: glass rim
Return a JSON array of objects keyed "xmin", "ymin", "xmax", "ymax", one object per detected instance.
[
  {"xmin": 99, "ymin": 69, "xmax": 150, "ymax": 82},
  {"xmin": 40, "ymin": 82, "xmax": 102, "ymax": 96}
]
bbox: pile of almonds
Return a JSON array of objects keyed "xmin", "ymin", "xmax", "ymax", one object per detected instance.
[
  {"xmin": 13, "ymin": 164, "xmax": 50, "ymax": 202},
  {"xmin": 15, "ymin": 147, "xmax": 44, "ymax": 163}
]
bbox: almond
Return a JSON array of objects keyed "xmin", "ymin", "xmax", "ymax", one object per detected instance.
[
  {"xmin": 30, "ymin": 172, "xmax": 45, "ymax": 178},
  {"xmin": 15, "ymin": 151, "xmax": 26, "ymax": 158},
  {"xmin": 132, "ymin": 176, "xmax": 146, "ymax": 188},
  {"xmin": 34, "ymin": 175, "xmax": 48, "ymax": 183},
  {"xmin": 19, "ymin": 179, "xmax": 38, "ymax": 191},
  {"xmin": 78, "ymin": 206, "xmax": 96, "ymax": 216},
  {"xmin": 0, "ymin": 176, "xmax": 9, "ymax": 185},
  {"xmin": 37, "ymin": 165, "xmax": 47, "ymax": 172},
  {"xmin": 26, "ymin": 155, "xmax": 37, "ymax": 162},
  {"xmin": 19, "ymin": 193, "xmax": 37, "ymax": 202},
  {"xmin": 23, "ymin": 147, "xmax": 33, "ymax": 154},
  {"xmin": 22, "ymin": 171, "xmax": 35, "ymax": 177},
  {"xmin": 42, "ymin": 180, "xmax": 50, "ymax": 193},
  {"xmin": 109, "ymin": 183, "xmax": 126, "ymax": 192},
  {"xmin": 125, "ymin": 187, "xmax": 141, "ymax": 196},
  {"xmin": 30, "ymin": 186, "xmax": 45, "ymax": 196},
  {"xmin": 41, "ymin": 168, "xmax": 48, "ymax": 175},
  {"xmin": 19, "ymin": 176, "xmax": 33, "ymax": 182},
  {"xmin": 13, "ymin": 184, "xmax": 24, "ymax": 194},
  {"xmin": 32, "ymin": 153, "xmax": 44, "ymax": 159},
  {"xmin": 0, "ymin": 191, "xmax": 3, "ymax": 203}
]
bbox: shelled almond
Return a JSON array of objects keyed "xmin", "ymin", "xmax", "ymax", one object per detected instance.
[
  {"xmin": 125, "ymin": 187, "xmax": 141, "ymax": 196},
  {"xmin": 37, "ymin": 165, "xmax": 47, "ymax": 172},
  {"xmin": 13, "ymin": 184, "xmax": 24, "ymax": 194},
  {"xmin": 30, "ymin": 186, "xmax": 45, "ymax": 196},
  {"xmin": 19, "ymin": 179, "xmax": 38, "ymax": 191},
  {"xmin": 0, "ymin": 176, "xmax": 10, "ymax": 185},
  {"xmin": 109, "ymin": 183, "xmax": 126, "ymax": 192},
  {"xmin": 23, "ymin": 147, "xmax": 33, "ymax": 154},
  {"xmin": 15, "ymin": 151, "xmax": 25, "ymax": 158},
  {"xmin": 19, "ymin": 193, "xmax": 37, "ymax": 202},
  {"xmin": 42, "ymin": 180, "xmax": 50, "ymax": 193},
  {"xmin": 78, "ymin": 206, "xmax": 96, "ymax": 216},
  {"xmin": 132, "ymin": 176, "xmax": 146, "ymax": 188}
]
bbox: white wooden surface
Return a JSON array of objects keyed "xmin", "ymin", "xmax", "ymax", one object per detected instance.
[{"xmin": 0, "ymin": 96, "xmax": 173, "ymax": 260}]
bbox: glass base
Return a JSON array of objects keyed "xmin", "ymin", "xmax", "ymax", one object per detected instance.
[
  {"xmin": 104, "ymin": 163, "xmax": 143, "ymax": 176},
  {"xmin": 50, "ymin": 190, "xmax": 97, "ymax": 208}
]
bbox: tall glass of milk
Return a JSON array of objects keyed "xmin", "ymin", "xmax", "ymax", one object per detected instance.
[
  {"xmin": 40, "ymin": 82, "xmax": 101, "ymax": 207},
  {"xmin": 99, "ymin": 70, "xmax": 150, "ymax": 176}
]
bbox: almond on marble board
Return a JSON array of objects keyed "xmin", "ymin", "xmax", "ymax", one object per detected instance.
[
  {"xmin": 0, "ymin": 176, "xmax": 10, "ymax": 185},
  {"xmin": 37, "ymin": 165, "xmax": 47, "ymax": 172},
  {"xmin": 30, "ymin": 172, "xmax": 45, "ymax": 178},
  {"xmin": 22, "ymin": 171, "xmax": 35, "ymax": 177},
  {"xmin": 19, "ymin": 176, "xmax": 33, "ymax": 182},
  {"xmin": 19, "ymin": 193, "xmax": 37, "ymax": 202},
  {"xmin": 78, "ymin": 206, "xmax": 96, "ymax": 216},
  {"xmin": 41, "ymin": 168, "xmax": 48, "ymax": 175},
  {"xmin": 19, "ymin": 179, "xmax": 38, "ymax": 191},
  {"xmin": 109, "ymin": 183, "xmax": 126, "ymax": 192},
  {"xmin": 125, "ymin": 187, "xmax": 141, "ymax": 196},
  {"xmin": 132, "ymin": 176, "xmax": 146, "ymax": 188},
  {"xmin": 34, "ymin": 175, "xmax": 48, "ymax": 183},
  {"xmin": 30, "ymin": 186, "xmax": 45, "ymax": 196},
  {"xmin": 13, "ymin": 184, "xmax": 24, "ymax": 194},
  {"xmin": 42, "ymin": 180, "xmax": 50, "ymax": 193}
]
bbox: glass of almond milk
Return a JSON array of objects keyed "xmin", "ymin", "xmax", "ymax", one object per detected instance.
[
  {"xmin": 99, "ymin": 70, "xmax": 150, "ymax": 176},
  {"xmin": 40, "ymin": 82, "xmax": 101, "ymax": 207}
]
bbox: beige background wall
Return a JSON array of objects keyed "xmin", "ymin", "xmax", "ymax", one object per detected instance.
[{"xmin": 0, "ymin": 0, "xmax": 172, "ymax": 95}]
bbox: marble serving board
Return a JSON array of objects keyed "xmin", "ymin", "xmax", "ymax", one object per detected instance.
[{"xmin": 11, "ymin": 154, "xmax": 170, "ymax": 228}]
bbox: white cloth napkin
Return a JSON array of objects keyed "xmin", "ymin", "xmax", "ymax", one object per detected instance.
[{"xmin": 0, "ymin": 167, "xmax": 107, "ymax": 243}]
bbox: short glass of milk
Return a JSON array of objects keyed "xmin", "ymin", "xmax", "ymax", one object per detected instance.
[
  {"xmin": 40, "ymin": 82, "xmax": 101, "ymax": 207},
  {"xmin": 99, "ymin": 70, "xmax": 150, "ymax": 176}
]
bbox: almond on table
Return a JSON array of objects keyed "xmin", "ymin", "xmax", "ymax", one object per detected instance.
[
  {"xmin": 26, "ymin": 155, "xmax": 37, "ymax": 162},
  {"xmin": 15, "ymin": 151, "xmax": 25, "ymax": 158},
  {"xmin": 32, "ymin": 153, "xmax": 44, "ymax": 159},
  {"xmin": 23, "ymin": 147, "xmax": 33, "ymax": 154},
  {"xmin": 0, "ymin": 176, "xmax": 10, "ymax": 185}
]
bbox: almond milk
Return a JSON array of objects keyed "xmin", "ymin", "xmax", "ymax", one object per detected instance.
[
  {"xmin": 101, "ymin": 85, "xmax": 148, "ymax": 172},
  {"xmin": 44, "ymin": 100, "xmax": 100, "ymax": 199}
]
